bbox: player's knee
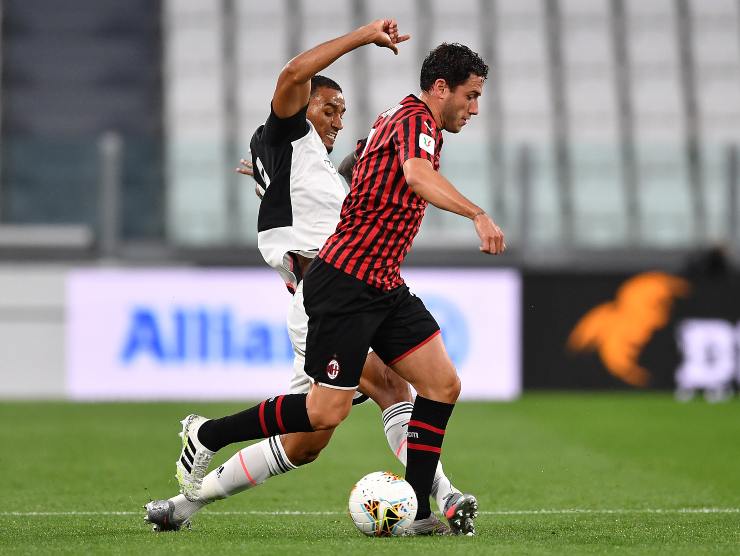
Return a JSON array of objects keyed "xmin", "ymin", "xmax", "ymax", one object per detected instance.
[
  {"xmin": 449, "ymin": 374, "xmax": 462, "ymax": 400},
  {"xmin": 289, "ymin": 445, "xmax": 324, "ymax": 466},
  {"xmin": 308, "ymin": 403, "xmax": 351, "ymax": 430},
  {"xmin": 437, "ymin": 372, "xmax": 461, "ymax": 403}
]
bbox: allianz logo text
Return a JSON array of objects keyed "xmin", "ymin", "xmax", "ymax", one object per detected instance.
[
  {"xmin": 118, "ymin": 296, "xmax": 470, "ymax": 368},
  {"xmin": 120, "ymin": 306, "xmax": 293, "ymax": 365}
]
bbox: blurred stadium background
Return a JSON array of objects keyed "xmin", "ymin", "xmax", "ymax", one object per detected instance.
[{"xmin": 2, "ymin": 0, "xmax": 739, "ymax": 400}]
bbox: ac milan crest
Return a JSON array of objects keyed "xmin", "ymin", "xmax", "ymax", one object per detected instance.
[{"xmin": 326, "ymin": 358, "xmax": 340, "ymax": 380}]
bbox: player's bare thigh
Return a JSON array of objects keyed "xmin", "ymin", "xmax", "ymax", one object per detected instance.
[
  {"xmin": 358, "ymin": 351, "xmax": 412, "ymax": 410},
  {"xmin": 306, "ymin": 381, "xmax": 356, "ymax": 430},
  {"xmin": 389, "ymin": 334, "xmax": 461, "ymax": 403}
]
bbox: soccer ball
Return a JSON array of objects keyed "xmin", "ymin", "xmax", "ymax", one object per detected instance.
[{"xmin": 348, "ymin": 471, "xmax": 418, "ymax": 537}]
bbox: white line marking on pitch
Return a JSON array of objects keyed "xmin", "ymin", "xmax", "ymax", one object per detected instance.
[{"xmin": 2, "ymin": 508, "xmax": 738, "ymax": 517}]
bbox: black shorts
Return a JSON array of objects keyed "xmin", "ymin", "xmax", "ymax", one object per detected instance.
[{"xmin": 302, "ymin": 258, "xmax": 440, "ymax": 389}]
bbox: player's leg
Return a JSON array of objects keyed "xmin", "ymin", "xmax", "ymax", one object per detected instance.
[
  {"xmin": 151, "ymin": 384, "xmax": 363, "ymax": 530},
  {"xmin": 389, "ymin": 333, "xmax": 459, "ymax": 512},
  {"xmin": 372, "ymin": 288, "xmax": 476, "ymax": 534},
  {"xmin": 173, "ymin": 369, "xmax": 355, "ymax": 502},
  {"xmin": 173, "ymin": 386, "xmax": 352, "ymax": 512},
  {"xmin": 156, "ymin": 260, "xmax": 373, "ymax": 525},
  {"xmin": 388, "ymin": 333, "xmax": 478, "ymax": 534},
  {"xmin": 358, "ymin": 352, "xmax": 462, "ymax": 516},
  {"xmin": 279, "ymin": 283, "xmax": 339, "ymax": 467},
  {"xmin": 174, "ymin": 268, "xmax": 368, "ymax": 500},
  {"xmin": 358, "ymin": 351, "xmax": 413, "ymax": 409},
  {"xmin": 147, "ymin": 285, "xmax": 340, "ymax": 530},
  {"xmin": 149, "ymin": 383, "xmax": 351, "ymax": 530},
  {"xmin": 147, "ymin": 431, "xmax": 327, "ymax": 531}
]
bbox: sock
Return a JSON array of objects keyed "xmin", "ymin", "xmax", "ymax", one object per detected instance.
[
  {"xmin": 382, "ymin": 401, "xmax": 461, "ymax": 515},
  {"xmin": 197, "ymin": 394, "xmax": 313, "ymax": 452},
  {"xmin": 404, "ymin": 396, "xmax": 455, "ymax": 520},
  {"xmin": 431, "ymin": 470, "xmax": 461, "ymax": 515},
  {"xmin": 170, "ymin": 494, "xmax": 202, "ymax": 523},
  {"xmin": 382, "ymin": 401, "xmax": 414, "ymax": 462},
  {"xmin": 169, "ymin": 436, "xmax": 297, "ymax": 523}
]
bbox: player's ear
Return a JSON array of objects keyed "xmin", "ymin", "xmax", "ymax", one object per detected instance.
[{"xmin": 432, "ymin": 78, "xmax": 449, "ymax": 99}]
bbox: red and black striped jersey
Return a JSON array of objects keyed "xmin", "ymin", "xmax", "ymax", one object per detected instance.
[{"xmin": 318, "ymin": 94, "xmax": 443, "ymax": 291}]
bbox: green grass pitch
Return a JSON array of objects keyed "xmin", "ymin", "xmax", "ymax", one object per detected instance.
[{"xmin": 2, "ymin": 393, "xmax": 739, "ymax": 554}]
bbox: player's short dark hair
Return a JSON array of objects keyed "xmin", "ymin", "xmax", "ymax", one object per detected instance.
[
  {"xmin": 310, "ymin": 75, "xmax": 342, "ymax": 97},
  {"xmin": 420, "ymin": 43, "xmax": 488, "ymax": 92}
]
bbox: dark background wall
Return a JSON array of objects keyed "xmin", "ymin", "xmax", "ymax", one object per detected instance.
[
  {"xmin": 1, "ymin": 0, "xmax": 163, "ymax": 239},
  {"xmin": 523, "ymin": 270, "xmax": 740, "ymax": 392}
]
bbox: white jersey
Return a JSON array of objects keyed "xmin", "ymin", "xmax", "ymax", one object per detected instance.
[{"xmin": 251, "ymin": 104, "xmax": 345, "ymax": 292}]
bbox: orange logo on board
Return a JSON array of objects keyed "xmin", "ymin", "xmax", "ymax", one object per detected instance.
[{"xmin": 567, "ymin": 272, "xmax": 690, "ymax": 387}]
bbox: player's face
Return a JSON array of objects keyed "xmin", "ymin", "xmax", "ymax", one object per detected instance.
[
  {"xmin": 441, "ymin": 74, "xmax": 484, "ymax": 133},
  {"xmin": 307, "ymin": 87, "xmax": 346, "ymax": 153}
]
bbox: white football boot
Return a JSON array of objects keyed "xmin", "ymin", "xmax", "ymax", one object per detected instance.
[{"xmin": 175, "ymin": 414, "xmax": 215, "ymax": 501}]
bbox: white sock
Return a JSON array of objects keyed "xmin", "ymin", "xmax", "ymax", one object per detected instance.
[
  {"xmin": 381, "ymin": 401, "xmax": 461, "ymax": 515},
  {"xmin": 382, "ymin": 401, "xmax": 414, "ymax": 464},
  {"xmin": 170, "ymin": 436, "xmax": 297, "ymax": 523}
]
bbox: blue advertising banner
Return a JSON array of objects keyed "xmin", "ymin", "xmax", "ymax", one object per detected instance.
[{"xmin": 67, "ymin": 268, "xmax": 521, "ymax": 400}]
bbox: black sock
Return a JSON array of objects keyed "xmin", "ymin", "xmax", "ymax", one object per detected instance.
[
  {"xmin": 404, "ymin": 395, "xmax": 455, "ymax": 520},
  {"xmin": 197, "ymin": 394, "xmax": 313, "ymax": 452}
]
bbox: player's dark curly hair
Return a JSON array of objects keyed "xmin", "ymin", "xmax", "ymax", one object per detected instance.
[
  {"xmin": 310, "ymin": 75, "xmax": 342, "ymax": 96},
  {"xmin": 420, "ymin": 43, "xmax": 488, "ymax": 91}
]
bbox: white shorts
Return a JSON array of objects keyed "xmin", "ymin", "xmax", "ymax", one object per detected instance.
[{"xmin": 287, "ymin": 280, "xmax": 367, "ymax": 401}]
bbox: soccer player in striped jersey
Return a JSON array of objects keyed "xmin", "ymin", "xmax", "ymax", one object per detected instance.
[
  {"xmin": 302, "ymin": 43, "xmax": 504, "ymax": 534},
  {"xmin": 145, "ymin": 20, "xmax": 468, "ymax": 536}
]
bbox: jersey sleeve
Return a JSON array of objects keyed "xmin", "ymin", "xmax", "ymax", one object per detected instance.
[
  {"xmin": 393, "ymin": 114, "xmax": 438, "ymax": 165},
  {"xmin": 262, "ymin": 103, "xmax": 310, "ymax": 144}
]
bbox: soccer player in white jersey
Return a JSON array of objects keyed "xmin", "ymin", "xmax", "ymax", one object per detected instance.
[{"xmin": 145, "ymin": 19, "xmax": 474, "ymax": 535}]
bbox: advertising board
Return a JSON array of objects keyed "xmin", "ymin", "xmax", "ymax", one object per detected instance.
[{"xmin": 67, "ymin": 268, "xmax": 521, "ymax": 400}]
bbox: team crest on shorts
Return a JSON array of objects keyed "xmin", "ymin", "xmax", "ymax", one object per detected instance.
[{"xmin": 326, "ymin": 357, "xmax": 340, "ymax": 380}]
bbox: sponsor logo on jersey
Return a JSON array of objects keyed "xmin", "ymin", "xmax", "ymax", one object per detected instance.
[
  {"xmin": 567, "ymin": 272, "xmax": 690, "ymax": 386},
  {"xmin": 380, "ymin": 104, "xmax": 403, "ymax": 119},
  {"xmin": 419, "ymin": 133, "xmax": 435, "ymax": 155},
  {"xmin": 407, "ymin": 431, "xmax": 419, "ymax": 439},
  {"xmin": 326, "ymin": 358, "xmax": 340, "ymax": 380}
]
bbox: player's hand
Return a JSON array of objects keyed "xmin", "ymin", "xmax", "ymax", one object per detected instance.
[
  {"xmin": 235, "ymin": 157, "xmax": 254, "ymax": 177},
  {"xmin": 235, "ymin": 157, "xmax": 265, "ymax": 199},
  {"xmin": 367, "ymin": 19, "xmax": 410, "ymax": 55},
  {"xmin": 473, "ymin": 212, "xmax": 506, "ymax": 255}
]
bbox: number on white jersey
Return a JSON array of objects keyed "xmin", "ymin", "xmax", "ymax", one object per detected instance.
[{"xmin": 255, "ymin": 157, "xmax": 271, "ymax": 187}]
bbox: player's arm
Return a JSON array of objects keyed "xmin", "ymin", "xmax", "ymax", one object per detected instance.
[
  {"xmin": 337, "ymin": 137, "xmax": 368, "ymax": 184},
  {"xmin": 337, "ymin": 151, "xmax": 357, "ymax": 184},
  {"xmin": 272, "ymin": 19, "xmax": 410, "ymax": 118},
  {"xmin": 403, "ymin": 158, "xmax": 506, "ymax": 255}
]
